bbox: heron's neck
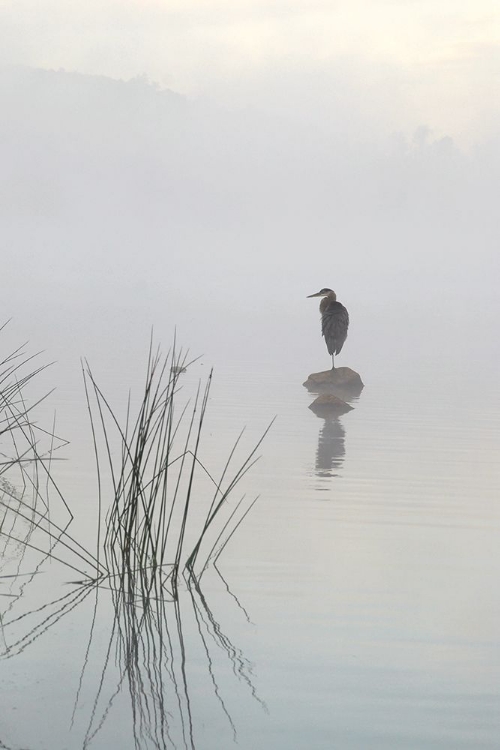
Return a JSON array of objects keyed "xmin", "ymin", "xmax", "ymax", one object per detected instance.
[{"xmin": 320, "ymin": 291, "xmax": 336, "ymax": 313}]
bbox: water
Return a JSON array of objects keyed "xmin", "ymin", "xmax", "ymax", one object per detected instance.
[{"xmin": 1, "ymin": 310, "xmax": 499, "ymax": 750}]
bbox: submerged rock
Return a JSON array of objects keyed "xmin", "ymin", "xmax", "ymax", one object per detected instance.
[
  {"xmin": 303, "ymin": 367, "xmax": 364, "ymax": 395},
  {"xmin": 308, "ymin": 394, "xmax": 354, "ymax": 416}
]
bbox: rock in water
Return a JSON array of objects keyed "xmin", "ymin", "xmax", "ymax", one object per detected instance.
[
  {"xmin": 303, "ymin": 367, "xmax": 364, "ymax": 395},
  {"xmin": 309, "ymin": 394, "xmax": 354, "ymax": 416}
]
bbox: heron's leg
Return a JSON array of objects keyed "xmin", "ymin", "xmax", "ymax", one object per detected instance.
[{"xmin": 331, "ymin": 354, "xmax": 335, "ymax": 370}]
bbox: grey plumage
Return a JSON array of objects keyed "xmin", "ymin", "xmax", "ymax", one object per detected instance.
[
  {"xmin": 307, "ymin": 287, "xmax": 349, "ymax": 368},
  {"xmin": 321, "ymin": 299, "xmax": 349, "ymax": 355}
]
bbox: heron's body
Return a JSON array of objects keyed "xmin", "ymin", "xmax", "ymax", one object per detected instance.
[{"xmin": 308, "ymin": 288, "xmax": 349, "ymax": 368}]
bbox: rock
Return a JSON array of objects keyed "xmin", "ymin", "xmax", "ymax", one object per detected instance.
[
  {"xmin": 303, "ymin": 367, "xmax": 364, "ymax": 395},
  {"xmin": 308, "ymin": 394, "xmax": 354, "ymax": 416}
]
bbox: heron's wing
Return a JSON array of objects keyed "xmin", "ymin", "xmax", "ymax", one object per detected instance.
[{"xmin": 322, "ymin": 303, "xmax": 349, "ymax": 355}]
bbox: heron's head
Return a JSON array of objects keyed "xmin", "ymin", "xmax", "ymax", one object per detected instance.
[{"xmin": 307, "ymin": 288, "xmax": 335, "ymax": 299}]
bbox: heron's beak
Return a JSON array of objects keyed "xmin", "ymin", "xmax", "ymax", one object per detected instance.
[{"xmin": 307, "ymin": 291, "xmax": 322, "ymax": 298}]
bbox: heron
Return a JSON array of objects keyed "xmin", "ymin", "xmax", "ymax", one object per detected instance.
[{"xmin": 307, "ymin": 288, "xmax": 349, "ymax": 369}]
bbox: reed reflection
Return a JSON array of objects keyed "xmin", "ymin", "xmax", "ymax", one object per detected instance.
[{"xmin": 0, "ymin": 565, "xmax": 264, "ymax": 750}]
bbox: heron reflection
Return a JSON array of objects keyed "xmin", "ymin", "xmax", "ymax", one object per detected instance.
[
  {"xmin": 308, "ymin": 388, "xmax": 358, "ymax": 481},
  {"xmin": 314, "ymin": 416, "xmax": 346, "ymax": 477}
]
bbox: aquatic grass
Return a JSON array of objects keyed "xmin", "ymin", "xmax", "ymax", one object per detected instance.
[
  {"xmin": 0, "ymin": 333, "xmax": 270, "ymax": 747},
  {"xmin": 83, "ymin": 340, "xmax": 271, "ymax": 596},
  {"xmin": 0, "ymin": 328, "xmax": 73, "ymax": 568},
  {"xmin": 0, "ymin": 328, "xmax": 94, "ymax": 581},
  {"xmin": 0, "ymin": 329, "xmax": 271, "ymax": 598}
]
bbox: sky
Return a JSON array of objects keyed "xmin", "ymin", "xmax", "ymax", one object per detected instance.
[
  {"xmin": 0, "ymin": 0, "xmax": 499, "ymax": 371},
  {"xmin": 1, "ymin": 0, "xmax": 500, "ymax": 145}
]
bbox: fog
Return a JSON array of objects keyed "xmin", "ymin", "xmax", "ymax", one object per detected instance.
[
  {"xmin": 1, "ymin": 9, "xmax": 500, "ymax": 749},
  {"xmin": 1, "ymin": 60, "xmax": 498, "ymax": 374}
]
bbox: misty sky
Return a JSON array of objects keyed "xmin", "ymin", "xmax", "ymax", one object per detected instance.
[
  {"xmin": 1, "ymin": 1, "xmax": 499, "ymax": 372},
  {"xmin": 1, "ymin": 0, "xmax": 500, "ymax": 146}
]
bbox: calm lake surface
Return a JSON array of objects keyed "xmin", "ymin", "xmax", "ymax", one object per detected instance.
[{"xmin": 1, "ymin": 307, "xmax": 499, "ymax": 750}]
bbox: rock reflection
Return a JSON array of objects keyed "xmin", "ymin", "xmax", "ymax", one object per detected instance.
[
  {"xmin": 306, "ymin": 372, "xmax": 363, "ymax": 481},
  {"xmin": 315, "ymin": 417, "xmax": 346, "ymax": 477}
]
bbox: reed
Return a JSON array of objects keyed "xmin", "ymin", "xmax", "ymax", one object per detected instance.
[
  {"xmin": 1, "ymin": 331, "xmax": 270, "ymax": 748},
  {"xmin": 1, "ymin": 330, "xmax": 270, "ymax": 596},
  {"xmin": 83, "ymin": 339, "xmax": 270, "ymax": 595}
]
